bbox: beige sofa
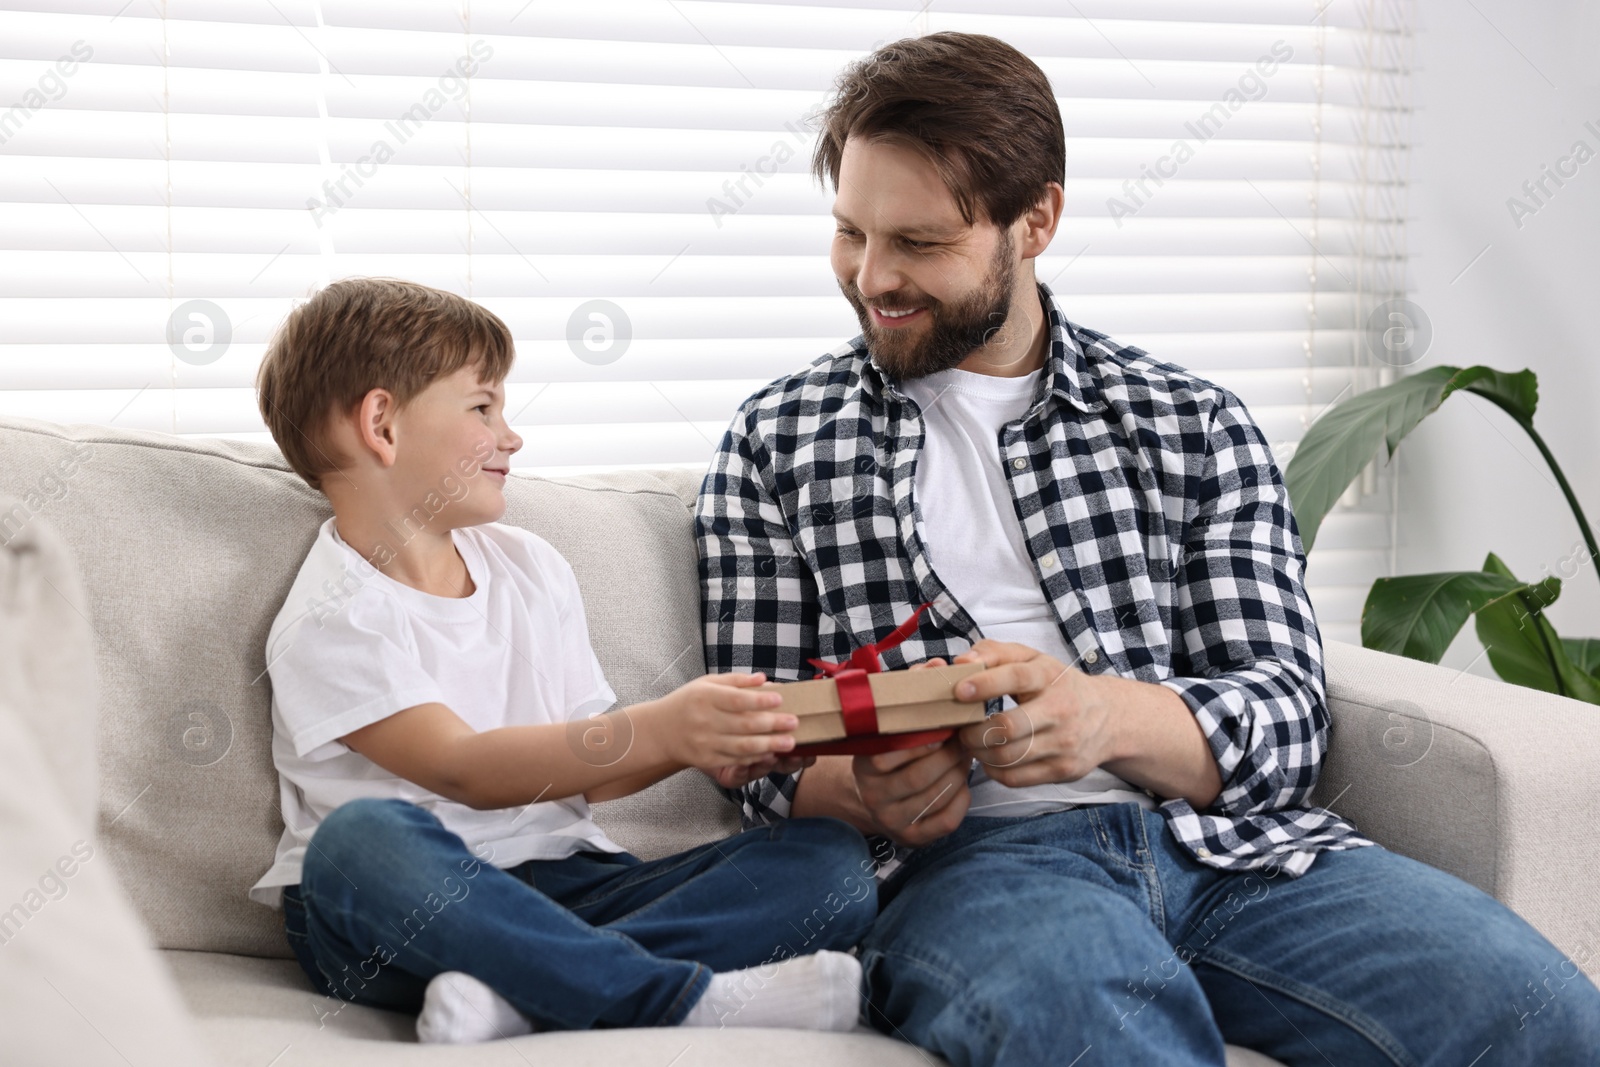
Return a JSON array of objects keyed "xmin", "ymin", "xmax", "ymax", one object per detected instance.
[{"xmin": 3, "ymin": 411, "xmax": 1597, "ymax": 1067}]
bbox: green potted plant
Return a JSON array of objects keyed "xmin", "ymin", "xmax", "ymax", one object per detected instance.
[{"xmin": 1283, "ymin": 365, "xmax": 1600, "ymax": 703}]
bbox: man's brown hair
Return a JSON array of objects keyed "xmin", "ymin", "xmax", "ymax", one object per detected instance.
[
  {"xmin": 256, "ymin": 277, "xmax": 514, "ymax": 491},
  {"xmin": 812, "ymin": 32, "xmax": 1064, "ymax": 229}
]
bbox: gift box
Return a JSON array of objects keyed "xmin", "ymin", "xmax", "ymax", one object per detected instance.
[
  {"xmin": 758, "ymin": 661, "xmax": 987, "ymax": 755},
  {"xmin": 756, "ymin": 600, "xmax": 989, "ymax": 756}
]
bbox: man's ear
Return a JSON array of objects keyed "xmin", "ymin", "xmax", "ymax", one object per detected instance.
[
  {"xmin": 1016, "ymin": 181, "xmax": 1065, "ymax": 260},
  {"xmin": 355, "ymin": 388, "xmax": 400, "ymax": 469}
]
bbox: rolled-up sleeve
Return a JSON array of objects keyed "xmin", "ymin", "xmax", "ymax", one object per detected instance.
[{"xmin": 1159, "ymin": 388, "xmax": 1328, "ymax": 817}]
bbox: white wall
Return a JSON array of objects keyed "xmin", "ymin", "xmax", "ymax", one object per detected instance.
[{"xmin": 1396, "ymin": 0, "xmax": 1600, "ymax": 677}]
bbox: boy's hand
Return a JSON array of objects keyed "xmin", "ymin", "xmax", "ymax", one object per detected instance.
[
  {"xmin": 707, "ymin": 753, "xmax": 816, "ymax": 791},
  {"xmin": 652, "ymin": 672, "xmax": 798, "ymax": 772}
]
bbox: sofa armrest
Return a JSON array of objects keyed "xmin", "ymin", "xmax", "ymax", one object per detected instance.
[
  {"xmin": 1312, "ymin": 639, "xmax": 1600, "ymax": 980},
  {"xmin": 0, "ymin": 498, "xmax": 99, "ymax": 828}
]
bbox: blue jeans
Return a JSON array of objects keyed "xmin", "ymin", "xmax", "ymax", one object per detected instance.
[
  {"xmin": 282, "ymin": 797, "xmax": 876, "ymax": 1030},
  {"xmin": 861, "ymin": 802, "xmax": 1600, "ymax": 1066}
]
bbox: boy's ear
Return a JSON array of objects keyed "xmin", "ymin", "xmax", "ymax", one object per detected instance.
[{"xmin": 355, "ymin": 388, "xmax": 400, "ymax": 469}]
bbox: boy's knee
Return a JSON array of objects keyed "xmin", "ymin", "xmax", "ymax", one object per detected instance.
[
  {"xmin": 779, "ymin": 816, "xmax": 873, "ymax": 865},
  {"xmin": 777, "ymin": 817, "xmax": 879, "ymax": 934},
  {"xmin": 319, "ymin": 796, "xmax": 419, "ymax": 835},
  {"xmin": 307, "ymin": 798, "xmax": 426, "ymax": 874}
]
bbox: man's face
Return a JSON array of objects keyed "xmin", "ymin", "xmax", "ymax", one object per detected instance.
[
  {"xmin": 390, "ymin": 363, "xmax": 522, "ymax": 527},
  {"xmin": 829, "ymin": 136, "xmax": 1022, "ymax": 381}
]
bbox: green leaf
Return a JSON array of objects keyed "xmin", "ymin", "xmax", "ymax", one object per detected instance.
[
  {"xmin": 1459, "ymin": 368, "xmax": 1539, "ymax": 423},
  {"xmin": 1473, "ymin": 554, "xmax": 1566, "ymax": 692},
  {"xmin": 1473, "ymin": 554, "xmax": 1600, "ymax": 704},
  {"xmin": 1561, "ymin": 637, "xmax": 1600, "ymax": 676},
  {"xmin": 1284, "ymin": 365, "xmax": 1540, "ymax": 552},
  {"xmin": 1361, "ymin": 566, "xmax": 1529, "ymax": 663}
]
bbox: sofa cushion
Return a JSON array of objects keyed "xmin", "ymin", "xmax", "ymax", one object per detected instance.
[
  {"xmin": 163, "ymin": 949, "xmax": 931, "ymax": 1066},
  {"xmin": 161, "ymin": 948, "xmax": 1287, "ymax": 1066},
  {"xmin": 0, "ymin": 415, "xmax": 736, "ymax": 959}
]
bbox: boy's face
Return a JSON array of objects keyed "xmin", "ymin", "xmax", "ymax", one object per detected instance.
[
  {"xmin": 390, "ymin": 364, "xmax": 522, "ymax": 527},
  {"xmin": 829, "ymin": 136, "xmax": 1022, "ymax": 382}
]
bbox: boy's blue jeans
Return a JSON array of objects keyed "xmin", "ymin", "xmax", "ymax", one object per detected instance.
[
  {"xmin": 860, "ymin": 802, "xmax": 1600, "ymax": 1066},
  {"xmin": 282, "ymin": 797, "xmax": 877, "ymax": 1031}
]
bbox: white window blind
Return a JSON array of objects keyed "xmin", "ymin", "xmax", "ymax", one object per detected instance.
[{"xmin": 0, "ymin": 0, "xmax": 1414, "ymax": 644}]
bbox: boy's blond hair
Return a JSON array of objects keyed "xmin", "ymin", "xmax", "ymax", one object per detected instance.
[{"xmin": 256, "ymin": 277, "xmax": 514, "ymax": 491}]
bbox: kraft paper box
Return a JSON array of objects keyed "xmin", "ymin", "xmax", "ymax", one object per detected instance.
[{"xmin": 757, "ymin": 662, "xmax": 988, "ymax": 745}]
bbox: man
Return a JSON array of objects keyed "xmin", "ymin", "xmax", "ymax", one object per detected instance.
[{"xmin": 695, "ymin": 31, "xmax": 1600, "ymax": 1067}]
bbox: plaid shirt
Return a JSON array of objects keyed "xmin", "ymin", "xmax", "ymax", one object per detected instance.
[{"xmin": 694, "ymin": 281, "xmax": 1374, "ymax": 882}]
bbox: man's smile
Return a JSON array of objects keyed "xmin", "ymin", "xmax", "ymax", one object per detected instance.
[{"xmin": 870, "ymin": 305, "xmax": 928, "ymax": 328}]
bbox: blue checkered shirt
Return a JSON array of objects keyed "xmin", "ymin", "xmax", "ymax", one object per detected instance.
[{"xmin": 694, "ymin": 281, "xmax": 1374, "ymax": 882}]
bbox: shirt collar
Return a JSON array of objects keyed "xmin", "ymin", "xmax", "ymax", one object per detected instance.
[{"xmin": 861, "ymin": 281, "xmax": 1098, "ymax": 417}]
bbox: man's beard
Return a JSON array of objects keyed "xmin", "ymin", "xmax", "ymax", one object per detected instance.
[{"xmin": 840, "ymin": 232, "xmax": 1018, "ymax": 383}]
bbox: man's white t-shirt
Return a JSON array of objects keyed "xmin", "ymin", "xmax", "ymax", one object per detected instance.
[
  {"xmin": 248, "ymin": 518, "xmax": 627, "ymax": 911},
  {"xmin": 899, "ymin": 365, "xmax": 1159, "ymax": 819}
]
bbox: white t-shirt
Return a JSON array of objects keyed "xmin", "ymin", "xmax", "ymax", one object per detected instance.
[
  {"xmin": 248, "ymin": 518, "xmax": 626, "ymax": 910},
  {"xmin": 899, "ymin": 366, "xmax": 1159, "ymax": 819}
]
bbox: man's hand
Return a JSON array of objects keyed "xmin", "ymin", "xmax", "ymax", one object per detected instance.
[
  {"xmin": 951, "ymin": 639, "xmax": 1118, "ymax": 788},
  {"xmin": 852, "ymin": 734, "xmax": 972, "ymax": 848},
  {"xmin": 838, "ymin": 656, "xmax": 970, "ymax": 847}
]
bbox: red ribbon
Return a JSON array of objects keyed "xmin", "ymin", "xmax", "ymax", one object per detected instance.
[{"xmin": 806, "ymin": 601, "xmax": 935, "ymax": 737}]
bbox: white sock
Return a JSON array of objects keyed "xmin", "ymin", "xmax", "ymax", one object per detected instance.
[
  {"xmin": 416, "ymin": 970, "xmax": 535, "ymax": 1045},
  {"xmin": 681, "ymin": 950, "xmax": 862, "ymax": 1031}
]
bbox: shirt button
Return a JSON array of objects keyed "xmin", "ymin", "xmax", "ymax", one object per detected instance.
[
  {"xmin": 1011, "ymin": 457, "xmax": 1026, "ymax": 470},
  {"xmin": 1039, "ymin": 552, "xmax": 1057, "ymax": 569},
  {"xmin": 1196, "ymin": 847, "xmax": 1212, "ymax": 858},
  {"xmin": 1083, "ymin": 648, "xmax": 1099, "ymax": 665}
]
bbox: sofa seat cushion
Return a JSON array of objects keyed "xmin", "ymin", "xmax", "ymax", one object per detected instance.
[
  {"xmin": 164, "ymin": 948, "xmax": 936, "ymax": 1065},
  {"xmin": 163, "ymin": 949, "xmax": 1285, "ymax": 1066}
]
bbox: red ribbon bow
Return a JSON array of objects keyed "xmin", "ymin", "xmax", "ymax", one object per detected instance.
[{"xmin": 806, "ymin": 600, "xmax": 935, "ymax": 737}]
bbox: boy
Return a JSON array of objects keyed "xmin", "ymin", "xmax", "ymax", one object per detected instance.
[{"xmin": 246, "ymin": 278, "xmax": 876, "ymax": 1043}]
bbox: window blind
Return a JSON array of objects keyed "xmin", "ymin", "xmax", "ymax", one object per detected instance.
[{"xmin": 0, "ymin": 0, "xmax": 1414, "ymax": 644}]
